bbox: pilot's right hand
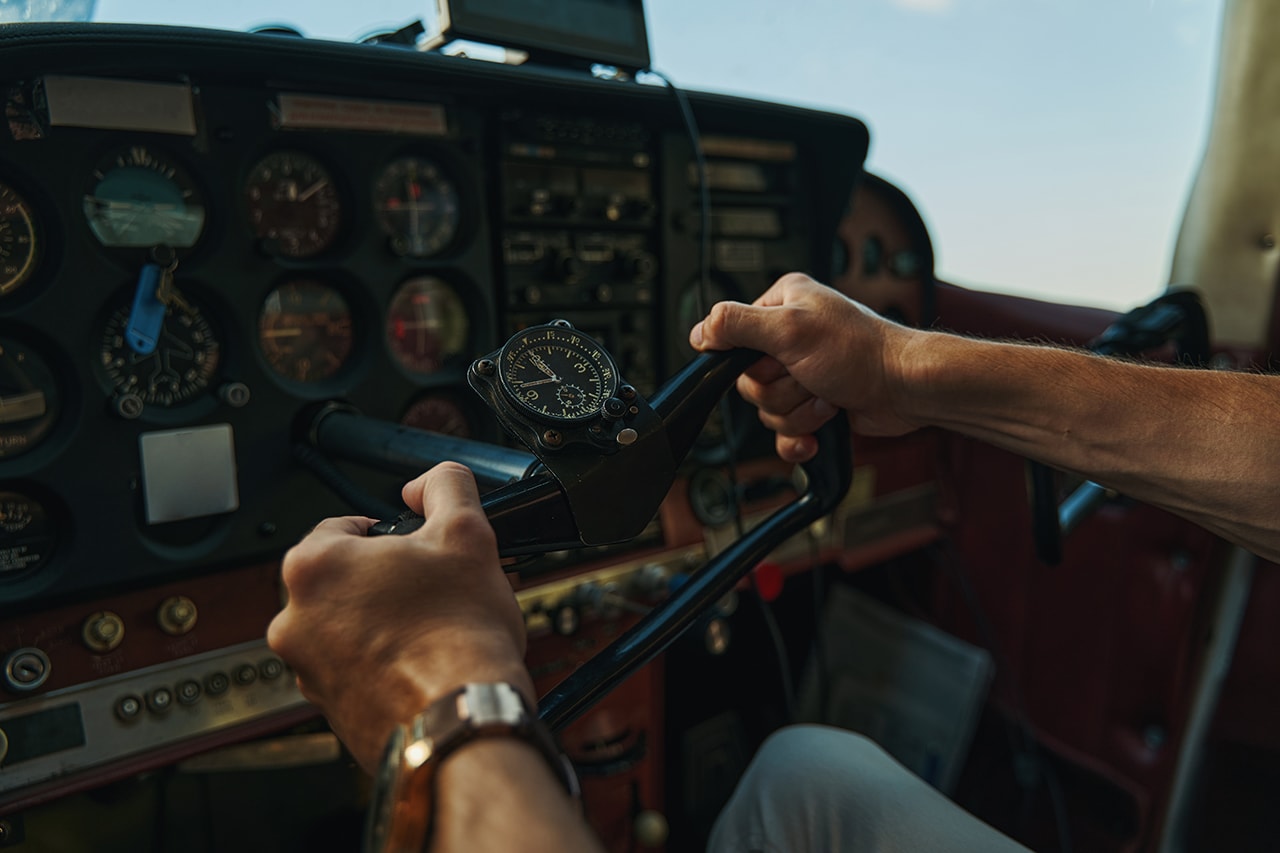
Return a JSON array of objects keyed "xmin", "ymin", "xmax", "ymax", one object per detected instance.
[{"xmin": 690, "ymin": 272, "xmax": 924, "ymax": 461}]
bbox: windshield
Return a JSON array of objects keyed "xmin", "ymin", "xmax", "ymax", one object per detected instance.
[{"xmin": 9, "ymin": 0, "xmax": 1224, "ymax": 311}]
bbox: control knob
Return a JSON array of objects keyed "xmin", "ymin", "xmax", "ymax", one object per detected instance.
[{"xmin": 83, "ymin": 611, "xmax": 125, "ymax": 653}]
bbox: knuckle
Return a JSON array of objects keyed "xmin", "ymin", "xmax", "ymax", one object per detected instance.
[
  {"xmin": 435, "ymin": 509, "xmax": 496, "ymax": 554},
  {"xmin": 703, "ymin": 300, "xmax": 737, "ymax": 338}
]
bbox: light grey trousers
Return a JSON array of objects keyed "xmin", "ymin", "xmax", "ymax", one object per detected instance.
[{"xmin": 707, "ymin": 725, "xmax": 1033, "ymax": 853}]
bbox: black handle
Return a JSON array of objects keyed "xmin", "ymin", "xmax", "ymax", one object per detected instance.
[{"xmin": 538, "ymin": 411, "xmax": 851, "ymax": 732}]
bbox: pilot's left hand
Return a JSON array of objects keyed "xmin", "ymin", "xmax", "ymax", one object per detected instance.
[{"xmin": 267, "ymin": 461, "xmax": 533, "ymax": 772}]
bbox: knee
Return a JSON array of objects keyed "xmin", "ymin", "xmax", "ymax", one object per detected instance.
[
  {"xmin": 708, "ymin": 726, "xmax": 900, "ymax": 852},
  {"xmin": 743, "ymin": 724, "xmax": 895, "ymax": 805}
]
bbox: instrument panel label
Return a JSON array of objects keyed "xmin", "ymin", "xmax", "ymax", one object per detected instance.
[{"xmin": 275, "ymin": 93, "xmax": 448, "ymax": 136}]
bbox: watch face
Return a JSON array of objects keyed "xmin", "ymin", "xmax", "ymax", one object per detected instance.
[{"xmin": 498, "ymin": 325, "xmax": 619, "ymax": 423}]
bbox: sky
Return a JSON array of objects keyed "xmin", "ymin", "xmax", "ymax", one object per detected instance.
[{"xmin": 80, "ymin": 0, "xmax": 1225, "ymax": 310}]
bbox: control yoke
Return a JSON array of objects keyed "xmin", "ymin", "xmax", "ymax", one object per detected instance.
[{"xmin": 307, "ymin": 327, "xmax": 852, "ymax": 730}]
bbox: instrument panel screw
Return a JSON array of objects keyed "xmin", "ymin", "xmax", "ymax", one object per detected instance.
[
  {"xmin": 619, "ymin": 385, "xmax": 636, "ymax": 400},
  {"xmin": 542, "ymin": 429, "xmax": 563, "ymax": 447},
  {"xmin": 113, "ymin": 392, "xmax": 144, "ymax": 420},
  {"xmin": 219, "ymin": 382, "xmax": 251, "ymax": 407},
  {"xmin": 475, "ymin": 359, "xmax": 496, "ymax": 376}
]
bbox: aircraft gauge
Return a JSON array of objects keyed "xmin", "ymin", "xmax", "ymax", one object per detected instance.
[
  {"xmin": 385, "ymin": 276, "xmax": 469, "ymax": 375},
  {"xmin": 83, "ymin": 145, "xmax": 206, "ymax": 249},
  {"xmin": 372, "ymin": 156, "xmax": 461, "ymax": 258},
  {"xmin": 244, "ymin": 151, "xmax": 342, "ymax": 259},
  {"xmin": 99, "ymin": 290, "xmax": 221, "ymax": 409},
  {"xmin": 0, "ymin": 184, "xmax": 38, "ymax": 295},
  {"xmin": 0, "ymin": 337, "xmax": 59, "ymax": 459},
  {"xmin": 259, "ymin": 279, "xmax": 354, "ymax": 384}
]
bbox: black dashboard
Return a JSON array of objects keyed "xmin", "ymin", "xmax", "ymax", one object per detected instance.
[
  {"xmin": 0, "ymin": 24, "xmax": 865, "ymax": 608},
  {"xmin": 0, "ymin": 22, "xmax": 867, "ymax": 813}
]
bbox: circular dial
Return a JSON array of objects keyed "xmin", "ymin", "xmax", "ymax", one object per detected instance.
[
  {"xmin": 401, "ymin": 394, "xmax": 473, "ymax": 438},
  {"xmin": 0, "ymin": 492, "xmax": 57, "ymax": 576},
  {"xmin": 0, "ymin": 338, "xmax": 59, "ymax": 459},
  {"xmin": 259, "ymin": 280, "xmax": 354, "ymax": 383},
  {"xmin": 99, "ymin": 292, "xmax": 220, "ymax": 408},
  {"xmin": 372, "ymin": 156, "xmax": 461, "ymax": 258},
  {"xmin": 244, "ymin": 151, "xmax": 342, "ymax": 259},
  {"xmin": 385, "ymin": 277, "xmax": 469, "ymax": 375},
  {"xmin": 83, "ymin": 146, "xmax": 206, "ymax": 249},
  {"xmin": 499, "ymin": 325, "xmax": 618, "ymax": 423},
  {"xmin": 0, "ymin": 184, "xmax": 38, "ymax": 295}
]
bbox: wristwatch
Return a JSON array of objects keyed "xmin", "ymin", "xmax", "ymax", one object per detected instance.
[{"xmin": 363, "ymin": 682, "xmax": 579, "ymax": 853}]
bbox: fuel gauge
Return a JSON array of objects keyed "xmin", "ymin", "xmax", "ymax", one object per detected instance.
[{"xmin": 0, "ymin": 338, "xmax": 59, "ymax": 460}]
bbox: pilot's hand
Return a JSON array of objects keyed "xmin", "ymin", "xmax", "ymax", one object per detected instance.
[
  {"xmin": 267, "ymin": 462, "xmax": 532, "ymax": 772},
  {"xmin": 690, "ymin": 273, "xmax": 922, "ymax": 462}
]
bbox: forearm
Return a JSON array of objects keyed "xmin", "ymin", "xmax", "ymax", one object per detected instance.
[
  {"xmin": 435, "ymin": 739, "xmax": 603, "ymax": 853},
  {"xmin": 900, "ymin": 332, "xmax": 1280, "ymax": 560}
]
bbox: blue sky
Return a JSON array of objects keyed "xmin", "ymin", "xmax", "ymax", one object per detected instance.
[{"xmin": 86, "ymin": 0, "xmax": 1224, "ymax": 310}]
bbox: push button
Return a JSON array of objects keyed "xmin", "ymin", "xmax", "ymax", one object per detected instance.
[
  {"xmin": 115, "ymin": 694, "xmax": 143, "ymax": 721},
  {"xmin": 233, "ymin": 664, "xmax": 258, "ymax": 687},
  {"xmin": 176, "ymin": 679, "xmax": 202, "ymax": 705},
  {"xmin": 147, "ymin": 687, "xmax": 173, "ymax": 715},
  {"xmin": 204, "ymin": 671, "xmax": 230, "ymax": 696}
]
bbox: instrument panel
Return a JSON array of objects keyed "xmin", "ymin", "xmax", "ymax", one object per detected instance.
[{"xmin": 0, "ymin": 22, "xmax": 867, "ymax": 816}]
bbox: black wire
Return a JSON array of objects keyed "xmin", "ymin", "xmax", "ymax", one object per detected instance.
[
  {"xmin": 810, "ymin": 534, "xmax": 829, "ymax": 723},
  {"xmin": 649, "ymin": 68, "xmax": 799, "ymax": 723}
]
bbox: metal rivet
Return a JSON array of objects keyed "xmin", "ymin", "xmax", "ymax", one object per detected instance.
[{"xmin": 542, "ymin": 429, "xmax": 563, "ymax": 447}]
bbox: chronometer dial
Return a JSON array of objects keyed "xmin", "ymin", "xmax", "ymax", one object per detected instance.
[
  {"xmin": 499, "ymin": 325, "xmax": 618, "ymax": 423},
  {"xmin": 244, "ymin": 151, "xmax": 342, "ymax": 259}
]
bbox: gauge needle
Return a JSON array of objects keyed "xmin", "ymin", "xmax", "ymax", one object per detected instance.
[
  {"xmin": 298, "ymin": 179, "xmax": 330, "ymax": 202},
  {"xmin": 517, "ymin": 377, "xmax": 559, "ymax": 388},
  {"xmin": 529, "ymin": 354, "xmax": 559, "ymax": 381},
  {"xmin": 0, "ymin": 389, "xmax": 47, "ymax": 423}
]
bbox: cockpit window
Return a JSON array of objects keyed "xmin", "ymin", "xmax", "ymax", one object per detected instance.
[{"xmin": 14, "ymin": 0, "xmax": 1225, "ymax": 310}]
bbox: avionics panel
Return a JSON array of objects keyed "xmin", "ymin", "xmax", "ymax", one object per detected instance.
[{"xmin": 0, "ymin": 22, "xmax": 868, "ymax": 815}]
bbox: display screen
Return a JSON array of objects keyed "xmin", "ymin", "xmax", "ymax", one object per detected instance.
[
  {"xmin": 443, "ymin": 0, "xmax": 650, "ymax": 70},
  {"xmin": 1, "ymin": 703, "xmax": 86, "ymax": 766}
]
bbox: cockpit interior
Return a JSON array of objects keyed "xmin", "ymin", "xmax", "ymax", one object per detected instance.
[{"xmin": 0, "ymin": 0, "xmax": 1276, "ymax": 850}]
